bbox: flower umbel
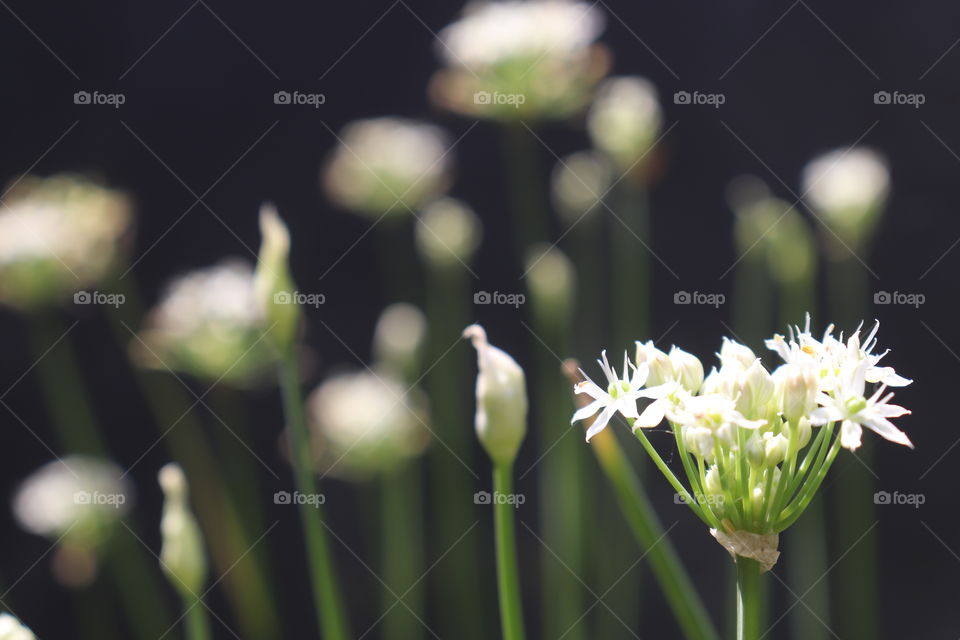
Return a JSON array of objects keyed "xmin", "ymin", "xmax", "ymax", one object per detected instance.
[{"xmin": 572, "ymin": 318, "xmax": 913, "ymax": 565}]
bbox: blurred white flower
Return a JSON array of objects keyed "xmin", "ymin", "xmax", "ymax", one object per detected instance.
[
  {"xmin": 524, "ymin": 243, "xmax": 575, "ymax": 324},
  {"xmin": 307, "ymin": 370, "xmax": 429, "ymax": 478},
  {"xmin": 323, "ymin": 118, "xmax": 452, "ymax": 218},
  {"xmin": 13, "ymin": 456, "xmax": 131, "ymax": 546},
  {"xmin": 801, "ymin": 147, "xmax": 889, "ymax": 246},
  {"xmin": 0, "ymin": 174, "xmax": 132, "ymax": 310},
  {"xmin": 132, "ymin": 260, "xmax": 277, "ymax": 385},
  {"xmin": 0, "ymin": 613, "xmax": 35, "ymax": 640},
  {"xmin": 587, "ymin": 76, "xmax": 663, "ymax": 171},
  {"xmin": 550, "ymin": 151, "xmax": 613, "ymax": 224},
  {"xmin": 373, "ymin": 302, "xmax": 427, "ymax": 377},
  {"xmin": 415, "ymin": 197, "xmax": 482, "ymax": 269},
  {"xmin": 431, "ymin": 1, "xmax": 609, "ymax": 120}
]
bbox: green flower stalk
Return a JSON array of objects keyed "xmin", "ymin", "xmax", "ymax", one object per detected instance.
[
  {"xmin": 573, "ymin": 319, "xmax": 914, "ymax": 640},
  {"xmin": 464, "ymin": 325, "xmax": 527, "ymax": 640},
  {"xmin": 255, "ymin": 208, "xmax": 350, "ymax": 640},
  {"xmin": 158, "ymin": 464, "xmax": 211, "ymax": 640}
]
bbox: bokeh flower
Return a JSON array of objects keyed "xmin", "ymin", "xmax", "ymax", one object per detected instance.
[
  {"xmin": 414, "ymin": 197, "xmax": 483, "ymax": 269},
  {"xmin": 431, "ymin": 1, "xmax": 609, "ymax": 121},
  {"xmin": 307, "ymin": 369, "xmax": 430, "ymax": 479},
  {"xmin": 322, "ymin": 118, "xmax": 452, "ymax": 218},
  {"xmin": 0, "ymin": 174, "xmax": 132, "ymax": 310},
  {"xmin": 0, "ymin": 613, "xmax": 35, "ymax": 640},
  {"xmin": 159, "ymin": 463, "xmax": 208, "ymax": 597},
  {"xmin": 587, "ymin": 76, "xmax": 663, "ymax": 173},
  {"xmin": 131, "ymin": 260, "xmax": 277, "ymax": 386}
]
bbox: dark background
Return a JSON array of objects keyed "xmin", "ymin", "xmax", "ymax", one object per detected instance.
[{"xmin": 0, "ymin": 0, "xmax": 957, "ymax": 638}]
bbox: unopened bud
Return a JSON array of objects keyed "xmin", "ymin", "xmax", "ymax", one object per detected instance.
[
  {"xmin": 464, "ymin": 325, "xmax": 528, "ymax": 465},
  {"xmin": 635, "ymin": 341, "xmax": 673, "ymax": 386},
  {"xmin": 777, "ymin": 364, "xmax": 819, "ymax": 424},
  {"xmin": 255, "ymin": 204, "xmax": 300, "ymax": 352},
  {"xmin": 669, "ymin": 346, "xmax": 704, "ymax": 393},
  {"xmin": 159, "ymin": 464, "xmax": 208, "ymax": 597}
]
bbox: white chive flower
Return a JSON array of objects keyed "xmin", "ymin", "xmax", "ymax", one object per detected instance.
[
  {"xmin": 323, "ymin": 118, "xmax": 451, "ymax": 218},
  {"xmin": 307, "ymin": 370, "xmax": 429, "ymax": 479},
  {"xmin": 0, "ymin": 174, "xmax": 132, "ymax": 310},
  {"xmin": 810, "ymin": 360, "xmax": 912, "ymax": 451},
  {"xmin": 572, "ymin": 351, "xmax": 658, "ymax": 441},
  {"xmin": 587, "ymin": 76, "xmax": 663, "ymax": 172},
  {"xmin": 132, "ymin": 260, "xmax": 277, "ymax": 386},
  {"xmin": 431, "ymin": 1, "xmax": 609, "ymax": 121}
]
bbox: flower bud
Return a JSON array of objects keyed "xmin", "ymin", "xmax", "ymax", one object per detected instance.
[
  {"xmin": 683, "ymin": 426, "xmax": 715, "ymax": 461},
  {"xmin": 735, "ymin": 360, "xmax": 775, "ymax": 419},
  {"xmin": 255, "ymin": 204, "xmax": 300, "ymax": 353},
  {"xmin": 719, "ymin": 337, "xmax": 755, "ymax": 370},
  {"xmin": 415, "ymin": 197, "xmax": 482, "ymax": 270},
  {"xmin": 763, "ymin": 433, "xmax": 789, "ymax": 467},
  {"xmin": 635, "ymin": 340, "xmax": 673, "ymax": 386},
  {"xmin": 776, "ymin": 364, "xmax": 819, "ymax": 424},
  {"xmin": 704, "ymin": 465, "xmax": 723, "ymax": 496},
  {"xmin": 464, "ymin": 325, "xmax": 528, "ymax": 465},
  {"xmin": 159, "ymin": 464, "xmax": 208, "ymax": 597},
  {"xmin": 746, "ymin": 433, "xmax": 766, "ymax": 467},
  {"xmin": 0, "ymin": 613, "xmax": 35, "ymax": 640},
  {"xmin": 669, "ymin": 346, "xmax": 704, "ymax": 393}
]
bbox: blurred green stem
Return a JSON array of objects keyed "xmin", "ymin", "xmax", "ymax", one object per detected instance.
[
  {"xmin": 493, "ymin": 462, "xmax": 526, "ymax": 640},
  {"xmin": 105, "ymin": 274, "xmax": 281, "ymax": 638},
  {"xmin": 381, "ymin": 462, "xmax": 425, "ymax": 640},
  {"xmin": 611, "ymin": 180, "xmax": 650, "ymax": 351},
  {"xmin": 827, "ymin": 253, "xmax": 877, "ymax": 640},
  {"xmin": 278, "ymin": 346, "xmax": 350, "ymax": 640},
  {"xmin": 503, "ymin": 123, "xmax": 549, "ymax": 258},
  {"xmin": 183, "ymin": 595, "xmax": 212, "ymax": 640},
  {"xmin": 589, "ymin": 424, "xmax": 719, "ymax": 640},
  {"xmin": 423, "ymin": 263, "xmax": 486, "ymax": 640},
  {"xmin": 27, "ymin": 312, "xmax": 168, "ymax": 640}
]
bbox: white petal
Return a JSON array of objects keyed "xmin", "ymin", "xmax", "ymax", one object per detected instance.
[
  {"xmin": 810, "ymin": 406, "xmax": 842, "ymax": 426},
  {"xmin": 867, "ymin": 367, "xmax": 912, "ymax": 387},
  {"xmin": 574, "ymin": 379, "xmax": 606, "ymax": 401},
  {"xmin": 571, "ymin": 398, "xmax": 605, "ymax": 424},
  {"xmin": 616, "ymin": 397, "xmax": 640, "ymax": 419},
  {"xmin": 585, "ymin": 405, "xmax": 616, "ymax": 441},
  {"xmin": 635, "ymin": 399, "xmax": 665, "ymax": 428},
  {"xmin": 840, "ymin": 420, "xmax": 863, "ymax": 451},
  {"xmin": 862, "ymin": 415, "xmax": 914, "ymax": 448}
]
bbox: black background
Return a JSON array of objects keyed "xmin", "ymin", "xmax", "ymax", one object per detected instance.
[{"xmin": 0, "ymin": 1, "xmax": 957, "ymax": 638}]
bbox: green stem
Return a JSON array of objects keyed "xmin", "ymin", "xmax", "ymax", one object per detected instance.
[
  {"xmin": 502, "ymin": 122, "xmax": 549, "ymax": 260},
  {"xmin": 183, "ymin": 595, "xmax": 212, "ymax": 640},
  {"xmin": 632, "ymin": 427, "xmax": 709, "ymax": 525},
  {"xmin": 381, "ymin": 463, "xmax": 424, "ymax": 640},
  {"xmin": 278, "ymin": 348, "xmax": 350, "ymax": 640},
  {"xmin": 589, "ymin": 428, "xmax": 720, "ymax": 640},
  {"xmin": 611, "ymin": 180, "xmax": 650, "ymax": 352},
  {"xmin": 736, "ymin": 556, "xmax": 761, "ymax": 640},
  {"xmin": 493, "ymin": 463, "xmax": 526, "ymax": 640}
]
